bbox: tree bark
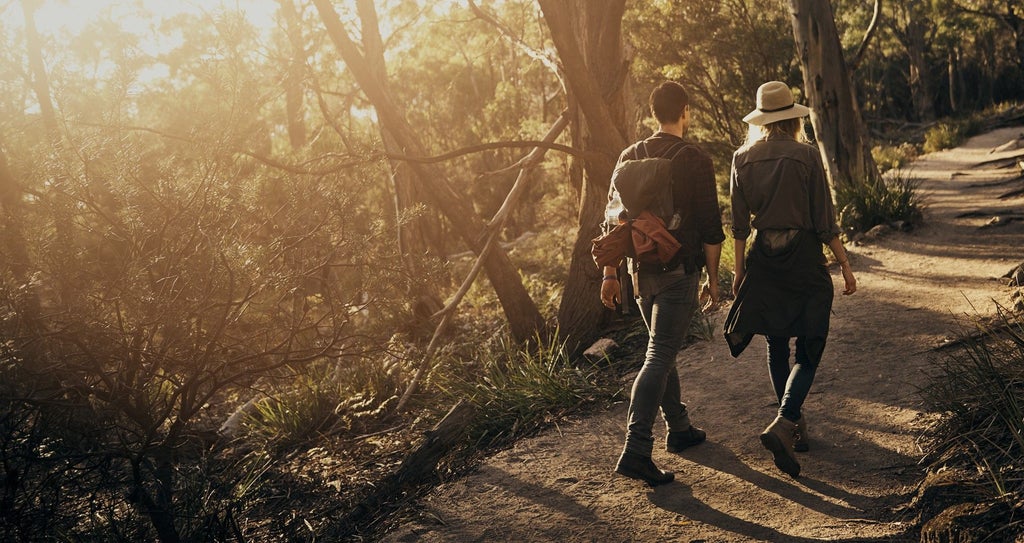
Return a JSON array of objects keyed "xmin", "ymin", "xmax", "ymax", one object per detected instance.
[
  {"xmin": 0, "ymin": 139, "xmax": 41, "ymax": 330},
  {"xmin": 21, "ymin": 0, "xmax": 58, "ymax": 136},
  {"xmin": 906, "ymin": 29, "xmax": 934, "ymax": 122},
  {"xmin": 313, "ymin": 0, "xmax": 544, "ymax": 342},
  {"xmin": 277, "ymin": 0, "xmax": 308, "ymax": 149},
  {"xmin": 538, "ymin": 0, "xmax": 632, "ymax": 353},
  {"xmin": 948, "ymin": 47, "xmax": 959, "ymax": 113},
  {"xmin": 355, "ymin": 0, "xmax": 440, "ymax": 280},
  {"xmin": 787, "ymin": 0, "xmax": 881, "ymax": 189},
  {"xmin": 21, "ymin": 0, "xmax": 79, "ymax": 309}
]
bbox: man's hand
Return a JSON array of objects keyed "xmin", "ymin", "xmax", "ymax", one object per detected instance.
[
  {"xmin": 601, "ymin": 278, "xmax": 621, "ymax": 309},
  {"xmin": 700, "ymin": 280, "xmax": 721, "ymax": 312}
]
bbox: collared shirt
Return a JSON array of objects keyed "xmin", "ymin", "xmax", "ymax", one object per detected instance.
[
  {"xmin": 617, "ymin": 132, "xmax": 725, "ymax": 262},
  {"xmin": 729, "ymin": 135, "xmax": 840, "ymax": 244}
]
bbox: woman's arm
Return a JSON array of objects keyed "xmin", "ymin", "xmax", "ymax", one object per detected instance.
[
  {"xmin": 732, "ymin": 237, "xmax": 747, "ymax": 297},
  {"xmin": 827, "ymin": 236, "xmax": 857, "ymax": 295}
]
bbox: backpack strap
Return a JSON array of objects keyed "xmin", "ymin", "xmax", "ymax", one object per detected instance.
[{"xmin": 634, "ymin": 138, "xmax": 691, "ymax": 160}]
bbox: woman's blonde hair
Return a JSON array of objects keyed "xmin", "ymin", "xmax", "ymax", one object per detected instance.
[{"xmin": 740, "ymin": 117, "xmax": 807, "ymax": 150}]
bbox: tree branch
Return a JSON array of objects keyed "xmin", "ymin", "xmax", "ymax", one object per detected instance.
[
  {"xmin": 468, "ymin": 0, "xmax": 564, "ymax": 89},
  {"xmin": 850, "ymin": 0, "xmax": 882, "ymax": 71},
  {"xmin": 76, "ymin": 121, "xmax": 590, "ymax": 176},
  {"xmin": 394, "ymin": 109, "xmax": 569, "ymax": 413}
]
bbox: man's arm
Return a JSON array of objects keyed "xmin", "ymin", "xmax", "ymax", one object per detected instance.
[
  {"xmin": 701, "ymin": 241, "xmax": 722, "ymax": 311},
  {"xmin": 600, "ymin": 265, "xmax": 621, "ymax": 309}
]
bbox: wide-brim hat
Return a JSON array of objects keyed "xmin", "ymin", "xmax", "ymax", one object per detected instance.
[{"xmin": 742, "ymin": 81, "xmax": 811, "ymax": 125}]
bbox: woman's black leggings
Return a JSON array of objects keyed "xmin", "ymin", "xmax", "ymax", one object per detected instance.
[{"xmin": 766, "ymin": 335, "xmax": 819, "ymax": 422}]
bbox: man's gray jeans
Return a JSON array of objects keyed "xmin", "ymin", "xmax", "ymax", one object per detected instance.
[{"xmin": 623, "ymin": 267, "xmax": 700, "ymax": 457}]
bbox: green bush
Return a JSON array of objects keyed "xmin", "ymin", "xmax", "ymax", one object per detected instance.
[
  {"xmin": 836, "ymin": 169, "xmax": 925, "ymax": 235},
  {"xmin": 924, "ymin": 120, "xmax": 976, "ymax": 153},
  {"xmin": 872, "ymin": 142, "xmax": 920, "ymax": 172}
]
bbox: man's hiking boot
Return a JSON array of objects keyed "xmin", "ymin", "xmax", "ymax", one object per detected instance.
[
  {"xmin": 666, "ymin": 426, "xmax": 707, "ymax": 453},
  {"xmin": 793, "ymin": 416, "xmax": 809, "ymax": 453},
  {"xmin": 760, "ymin": 416, "xmax": 801, "ymax": 477},
  {"xmin": 615, "ymin": 452, "xmax": 674, "ymax": 486}
]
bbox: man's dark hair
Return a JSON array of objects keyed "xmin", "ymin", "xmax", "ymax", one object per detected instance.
[{"xmin": 649, "ymin": 81, "xmax": 689, "ymax": 124}]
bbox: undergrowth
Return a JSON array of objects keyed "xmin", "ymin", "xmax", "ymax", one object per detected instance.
[
  {"xmin": 433, "ymin": 330, "xmax": 626, "ymax": 448},
  {"xmin": 836, "ymin": 168, "xmax": 925, "ymax": 235},
  {"xmin": 921, "ymin": 306, "xmax": 1024, "ymax": 538}
]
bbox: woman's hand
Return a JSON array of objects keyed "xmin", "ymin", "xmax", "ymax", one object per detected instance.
[
  {"xmin": 732, "ymin": 268, "xmax": 744, "ymax": 297},
  {"xmin": 841, "ymin": 264, "xmax": 857, "ymax": 295}
]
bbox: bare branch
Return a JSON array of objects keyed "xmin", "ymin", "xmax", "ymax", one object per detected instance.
[
  {"xmin": 78, "ymin": 120, "xmax": 589, "ymax": 175},
  {"xmin": 468, "ymin": 0, "xmax": 564, "ymax": 90},
  {"xmin": 395, "ymin": 109, "xmax": 569, "ymax": 413},
  {"xmin": 850, "ymin": 0, "xmax": 882, "ymax": 71}
]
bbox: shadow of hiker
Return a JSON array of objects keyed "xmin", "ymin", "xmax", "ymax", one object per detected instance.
[
  {"xmin": 647, "ymin": 482, "xmax": 915, "ymax": 543},
  {"xmin": 679, "ymin": 440, "xmax": 879, "ymax": 519},
  {"xmin": 485, "ymin": 464, "xmax": 602, "ymax": 525}
]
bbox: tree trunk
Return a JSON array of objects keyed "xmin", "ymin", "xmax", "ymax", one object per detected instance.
[
  {"xmin": 787, "ymin": 0, "xmax": 881, "ymax": 189},
  {"xmin": 539, "ymin": 0, "xmax": 632, "ymax": 354},
  {"xmin": 313, "ymin": 0, "xmax": 544, "ymax": 342},
  {"xmin": 905, "ymin": 16, "xmax": 935, "ymax": 122},
  {"xmin": 948, "ymin": 47, "xmax": 959, "ymax": 113},
  {"xmin": 21, "ymin": 0, "xmax": 57, "ymax": 136},
  {"xmin": 356, "ymin": 0, "xmax": 440, "ymax": 281},
  {"xmin": 277, "ymin": 0, "xmax": 308, "ymax": 149},
  {"xmin": 21, "ymin": 0, "xmax": 79, "ymax": 309}
]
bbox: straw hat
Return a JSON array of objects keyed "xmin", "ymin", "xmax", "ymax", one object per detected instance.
[{"xmin": 742, "ymin": 81, "xmax": 811, "ymax": 125}]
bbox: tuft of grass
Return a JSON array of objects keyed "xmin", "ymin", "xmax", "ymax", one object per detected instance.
[
  {"xmin": 246, "ymin": 370, "xmax": 341, "ymax": 449},
  {"xmin": 244, "ymin": 357, "xmax": 403, "ymax": 449},
  {"xmin": 923, "ymin": 306, "xmax": 1024, "ymax": 505},
  {"xmin": 434, "ymin": 330, "xmax": 620, "ymax": 447},
  {"xmin": 836, "ymin": 169, "xmax": 925, "ymax": 235}
]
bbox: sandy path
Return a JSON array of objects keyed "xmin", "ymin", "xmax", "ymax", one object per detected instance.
[{"xmin": 383, "ymin": 126, "xmax": 1024, "ymax": 543}]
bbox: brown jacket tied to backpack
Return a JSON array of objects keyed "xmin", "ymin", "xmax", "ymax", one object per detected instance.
[{"xmin": 591, "ymin": 211, "xmax": 681, "ymax": 268}]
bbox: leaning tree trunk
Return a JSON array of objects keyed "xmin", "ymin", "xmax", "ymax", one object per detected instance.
[
  {"xmin": 539, "ymin": 0, "xmax": 632, "ymax": 354},
  {"xmin": 313, "ymin": 0, "xmax": 544, "ymax": 342},
  {"xmin": 787, "ymin": 0, "xmax": 881, "ymax": 189},
  {"xmin": 21, "ymin": 0, "xmax": 80, "ymax": 310},
  {"xmin": 356, "ymin": 0, "xmax": 440, "ymax": 284},
  {"xmin": 21, "ymin": 0, "xmax": 57, "ymax": 136}
]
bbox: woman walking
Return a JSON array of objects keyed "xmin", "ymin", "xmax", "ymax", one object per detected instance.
[{"xmin": 724, "ymin": 81, "xmax": 857, "ymax": 478}]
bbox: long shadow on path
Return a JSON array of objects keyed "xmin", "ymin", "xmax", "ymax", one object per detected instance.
[{"xmin": 648, "ymin": 482, "xmax": 916, "ymax": 543}]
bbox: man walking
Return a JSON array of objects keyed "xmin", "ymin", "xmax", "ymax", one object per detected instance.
[{"xmin": 601, "ymin": 81, "xmax": 724, "ymax": 486}]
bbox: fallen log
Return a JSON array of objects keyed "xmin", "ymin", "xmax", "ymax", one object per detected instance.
[{"xmin": 333, "ymin": 400, "xmax": 477, "ymax": 535}]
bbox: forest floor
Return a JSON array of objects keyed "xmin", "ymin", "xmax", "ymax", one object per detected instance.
[{"xmin": 381, "ymin": 125, "xmax": 1024, "ymax": 542}]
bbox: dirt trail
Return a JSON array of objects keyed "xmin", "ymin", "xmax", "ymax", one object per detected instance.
[{"xmin": 383, "ymin": 126, "xmax": 1024, "ymax": 543}]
